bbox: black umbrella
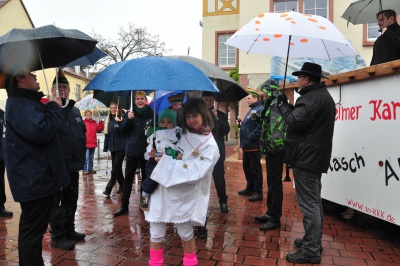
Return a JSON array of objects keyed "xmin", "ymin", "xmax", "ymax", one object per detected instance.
[
  {"xmin": 93, "ymin": 90, "xmax": 132, "ymax": 110},
  {"xmin": 165, "ymin": 55, "xmax": 247, "ymax": 102},
  {"xmin": 0, "ymin": 24, "xmax": 97, "ymax": 74}
]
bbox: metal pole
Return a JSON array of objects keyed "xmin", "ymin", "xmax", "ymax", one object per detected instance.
[{"xmin": 97, "ymin": 139, "xmax": 100, "ymax": 159}]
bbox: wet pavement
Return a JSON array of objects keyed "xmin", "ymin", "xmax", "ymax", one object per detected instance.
[{"xmin": 1, "ymin": 142, "xmax": 400, "ymax": 265}]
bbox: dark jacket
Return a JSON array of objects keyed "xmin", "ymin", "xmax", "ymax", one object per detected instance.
[
  {"xmin": 120, "ymin": 106, "xmax": 154, "ymax": 157},
  {"xmin": 104, "ymin": 114, "xmax": 126, "ymax": 152},
  {"xmin": 239, "ymin": 101, "xmax": 263, "ymax": 149},
  {"xmin": 279, "ymin": 83, "xmax": 335, "ymax": 173},
  {"xmin": 58, "ymin": 100, "xmax": 86, "ymax": 172},
  {"xmin": 370, "ymin": 22, "xmax": 400, "ymax": 65},
  {"xmin": 0, "ymin": 109, "xmax": 4, "ymax": 161},
  {"xmin": 4, "ymin": 88, "xmax": 70, "ymax": 202},
  {"xmin": 214, "ymin": 109, "xmax": 230, "ymax": 160}
]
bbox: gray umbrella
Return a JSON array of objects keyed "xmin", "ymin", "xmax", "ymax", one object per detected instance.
[
  {"xmin": 341, "ymin": 0, "xmax": 400, "ymax": 25},
  {"xmin": 0, "ymin": 24, "xmax": 97, "ymax": 74},
  {"xmin": 165, "ymin": 55, "xmax": 247, "ymax": 102}
]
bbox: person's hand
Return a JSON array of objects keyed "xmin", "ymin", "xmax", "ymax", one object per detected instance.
[
  {"xmin": 103, "ymin": 149, "xmax": 108, "ymax": 153},
  {"xmin": 128, "ymin": 111, "xmax": 134, "ymax": 120},
  {"xmin": 51, "ymin": 96, "xmax": 62, "ymax": 107},
  {"xmin": 176, "ymin": 152, "xmax": 182, "ymax": 160},
  {"xmin": 149, "ymin": 148, "xmax": 156, "ymax": 158},
  {"xmin": 114, "ymin": 116, "xmax": 122, "ymax": 122},
  {"xmin": 277, "ymin": 93, "xmax": 288, "ymax": 108}
]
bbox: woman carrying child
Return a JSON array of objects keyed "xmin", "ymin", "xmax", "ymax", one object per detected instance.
[{"xmin": 144, "ymin": 98, "xmax": 220, "ymax": 266}]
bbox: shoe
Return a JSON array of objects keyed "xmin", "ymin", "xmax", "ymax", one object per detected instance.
[
  {"xmin": 89, "ymin": 170, "xmax": 97, "ymax": 174},
  {"xmin": 248, "ymin": 193, "xmax": 263, "ymax": 201},
  {"xmin": 220, "ymin": 202, "xmax": 228, "ymax": 213},
  {"xmin": 259, "ymin": 221, "xmax": 281, "ymax": 231},
  {"xmin": 254, "ymin": 214, "xmax": 271, "ymax": 223},
  {"xmin": 66, "ymin": 230, "xmax": 86, "ymax": 241},
  {"xmin": 286, "ymin": 250, "xmax": 321, "ymax": 264},
  {"xmin": 238, "ymin": 189, "xmax": 254, "ymax": 196},
  {"xmin": 0, "ymin": 208, "xmax": 13, "ymax": 217},
  {"xmin": 117, "ymin": 187, "xmax": 123, "ymax": 193},
  {"xmin": 103, "ymin": 190, "xmax": 111, "ymax": 196},
  {"xmin": 140, "ymin": 195, "xmax": 149, "ymax": 211},
  {"xmin": 294, "ymin": 238, "xmax": 323, "ymax": 253},
  {"xmin": 196, "ymin": 226, "xmax": 208, "ymax": 239},
  {"xmin": 82, "ymin": 171, "xmax": 89, "ymax": 175},
  {"xmin": 113, "ymin": 206, "xmax": 128, "ymax": 216},
  {"xmin": 51, "ymin": 238, "xmax": 75, "ymax": 250}
]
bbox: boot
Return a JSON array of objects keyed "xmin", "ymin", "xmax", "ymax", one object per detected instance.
[
  {"xmin": 183, "ymin": 251, "xmax": 198, "ymax": 266},
  {"xmin": 148, "ymin": 248, "xmax": 164, "ymax": 266}
]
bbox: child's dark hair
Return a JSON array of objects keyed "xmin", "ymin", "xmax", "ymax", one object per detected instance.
[{"xmin": 181, "ymin": 98, "xmax": 214, "ymax": 134}]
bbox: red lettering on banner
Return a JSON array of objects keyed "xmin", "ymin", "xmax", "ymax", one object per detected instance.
[
  {"xmin": 335, "ymin": 103, "xmax": 362, "ymax": 121},
  {"xmin": 346, "ymin": 199, "xmax": 395, "ymax": 223},
  {"xmin": 370, "ymin": 100, "xmax": 400, "ymax": 121}
]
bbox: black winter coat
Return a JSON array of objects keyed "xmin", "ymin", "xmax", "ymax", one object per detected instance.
[
  {"xmin": 104, "ymin": 115, "xmax": 126, "ymax": 152},
  {"xmin": 214, "ymin": 110, "xmax": 230, "ymax": 160},
  {"xmin": 120, "ymin": 106, "xmax": 154, "ymax": 157},
  {"xmin": 58, "ymin": 100, "xmax": 86, "ymax": 172},
  {"xmin": 240, "ymin": 101, "xmax": 263, "ymax": 149},
  {"xmin": 370, "ymin": 22, "xmax": 400, "ymax": 65},
  {"xmin": 279, "ymin": 83, "xmax": 335, "ymax": 173},
  {"xmin": 0, "ymin": 109, "xmax": 4, "ymax": 161},
  {"xmin": 4, "ymin": 88, "xmax": 70, "ymax": 202}
]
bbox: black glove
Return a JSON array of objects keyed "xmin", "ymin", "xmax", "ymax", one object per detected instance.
[
  {"xmin": 103, "ymin": 149, "xmax": 108, "ymax": 153},
  {"xmin": 277, "ymin": 94, "xmax": 288, "ymax": 108}
]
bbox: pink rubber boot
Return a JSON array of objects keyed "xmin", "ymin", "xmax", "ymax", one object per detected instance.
[
  {"xmin": 148, "ymin": 248, "xmax": 164, "ymax": 266},
  {"xmin": 183, "ymin": 251, "xmax": 198, "ymax": 266}
]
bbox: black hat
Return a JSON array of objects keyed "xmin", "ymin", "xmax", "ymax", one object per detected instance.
[
  {"xmin": 292, "ymin": 62, "xmax": 327, "ymax": 79},
  {"xmin": 202, "ymin": 91, "xmax": 216, "ymax": 98}
]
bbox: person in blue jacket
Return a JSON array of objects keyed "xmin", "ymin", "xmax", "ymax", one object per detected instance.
[
  {"xmin": 103, "ymin": 102, "xmax": 126, "ymax": 195},
  {"xmin": 237, "ymin": 88, "xmax": 264, "ymax": 202},
  {"xmin": 3, "ymin": 66, "xmax": 70, "ymax": 266},
  {"xmin": 113, "ymin": 91, "xmax": 154, "ymax": 216}
]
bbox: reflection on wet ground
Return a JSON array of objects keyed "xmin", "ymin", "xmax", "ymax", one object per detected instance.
[{"xmin": 0, "ymin": 144, "xmax": 399, "ymax": 265}]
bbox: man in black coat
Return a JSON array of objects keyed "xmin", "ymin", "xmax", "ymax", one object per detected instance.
[
  {"xmin": 4, "ymin": 67, "xmax": 70, "ymax": 266},
  {"xmin": 202, "ymin": 92, "xmax": 230, "ymax": 213},
  {"xmin": 370, "ymin": 9, "xmax": 400, "ymax": 65},
  {"xmin": 49, "ymin": 70, "xmax": 87, "ymax": 250},
  {"xmin": 0, "ymin": 109, "xmax": 12, "ymax": 218},
  {"xmin": 277, "ymin": 62, "xmax": 335, "ymax": 264}
]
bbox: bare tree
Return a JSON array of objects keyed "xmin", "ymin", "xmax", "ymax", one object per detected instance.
[{"xmin": 91, "ymin": 22, "xmax": 167, "ymax": 71}]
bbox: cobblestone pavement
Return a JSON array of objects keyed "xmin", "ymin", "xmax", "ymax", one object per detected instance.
[{"xmin": 0, "ymin": 140, "xmax": 399, "ymax": 265}]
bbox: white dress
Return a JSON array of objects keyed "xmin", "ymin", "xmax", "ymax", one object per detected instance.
[
  {"xmin": 144, "ymin": 131, "xmax": 220, "ymax": 225},
  {"xmin": 144, "ymin": 127, "xmax": 180, "ymax": 160}
]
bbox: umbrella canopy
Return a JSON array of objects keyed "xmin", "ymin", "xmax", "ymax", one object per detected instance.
[
  {"xmin": 64, "ymin": 46, "xmax": 107, "ymax": 67},
  {"xmin": 165, "ymin": 55, "xmax": 247, "ymax": 102},
  {"xmin": 149, "ymin": 90, "xmax": 187, "ymax": 115},
  {"xmin": 84, "ymin": 56, "xmax": 219, "ymax": 94},
  {"xmin": 225, "ymin": 11, "xmax": 358, "ymax": 88},
  {"xmin": 0, "ymin": 24, "xmax": 97, "ymax": 73},
  {"xmin": 93, "ymin": 90, "xmax": 132, "ymax": 110},
  {"xmin": 75, "ymin": 94, "xmax": 107, "ymax": 110},
  {"xmin": 341, "ymin": 0, "xmax": 400, "ymax": 25}
]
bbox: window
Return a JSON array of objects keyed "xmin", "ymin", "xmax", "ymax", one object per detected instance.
[
  {"xmin": 76, "ymin": 84, "xmax": 81, "ymax": 100},
  {"xmin": 273, "ymin": 0, "xmax": 330, "ymax": 19},
  {"xmin": 74, "ymin": 66, "xmax": 80, "ymax": 75},
  {"xmin": 218, "ymin": 33, "xmax": 236, "ymax": 68},
  {"xmin": 367, "ymin": 23, "xmax": 380, "ymax": 42}
]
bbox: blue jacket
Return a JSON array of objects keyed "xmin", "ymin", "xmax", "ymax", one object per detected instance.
[
  {"xmin": 4, "ymin": 88, "xmax": 70, "ymax": 203},
  {"xmin": 58, "ymin": 100, "xmax": 86, "ymax": 172},
  {"xmin": 104, "ymin": 115, "xmax": 126, "ymax": 152},
  {"xmin": 120, "ymin": 106, "xmax": 154, "ymax": 157},
  {"xmin": 240, "ymin": 101, "xmax": 263, "ymax": 149}
]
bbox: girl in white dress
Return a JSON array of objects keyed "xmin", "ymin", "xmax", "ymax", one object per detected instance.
[{"xmin": 145, "ymin": 98, "xmax": 220, "ymax": 266}]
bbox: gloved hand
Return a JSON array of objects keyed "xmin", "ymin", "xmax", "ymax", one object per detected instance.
[
  {"xmin": 165, "ymin": 147, "xmax": 179, "ymax": 159},
  {"xmin": 277, "ymin": 93, "xmax": 288, "ymax": 108},
  {"xmin": 103, "ymin": 149, "xmax": 108, "ymax": 153}
]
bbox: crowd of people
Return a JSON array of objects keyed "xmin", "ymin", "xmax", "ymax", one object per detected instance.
[{"xmin": 0, "ymin": 9, "xmax": 398, "ymax": 264}]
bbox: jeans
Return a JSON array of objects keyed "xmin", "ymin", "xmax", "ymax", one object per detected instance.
[
  {"xmin": 105, "ymin": 150, "xmax": 125, "ymax": 193},
  {"xmin": 242, "ymin": 150, "xmax": 263, "ymax": 194},
  {"xmin": 84, "ymin": 148, "xmax": 95, "ymax": 171},
  {"xmin": 19, "ymin": 194, "xmax": 54, "ymax": 266},
  {"xmin": 293, "ymin": 166, "xmax": 323, "ymax": 256},
  {"xmin": 265, "ymin": 151, "xmax": 283, "ymax": 222},
  {"xmin": 121, "ymin": 156, "xmax": 147, "ymax": 208}
]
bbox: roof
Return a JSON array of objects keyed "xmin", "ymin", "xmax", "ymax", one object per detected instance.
[{"xmin": 0, "ymin": 0, "xmax": 35, "ymax": 27}]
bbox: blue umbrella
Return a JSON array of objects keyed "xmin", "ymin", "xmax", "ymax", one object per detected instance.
[
  {"xmin": 84, "ymin": 56, "xmax": 219, "ymax": 95},
  {"xmin": 64, "ymin": 47, "xmax": 107, "ymax": 67},
  {"xmin": 149, "ymin": 90, "xmax": 187, "ymax": 115}
]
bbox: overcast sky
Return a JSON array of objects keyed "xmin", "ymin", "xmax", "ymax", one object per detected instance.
[{"xmin": 22, "ymin": 0, "xmax": 203, "ymax": 58}]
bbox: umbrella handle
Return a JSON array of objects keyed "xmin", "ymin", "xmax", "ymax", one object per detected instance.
[{"xmin": 130, "ymin": 90, "xmax": 133, "ymax": 111}]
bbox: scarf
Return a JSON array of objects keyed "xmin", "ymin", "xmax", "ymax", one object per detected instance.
[{"xmin": 188, "ymin": 125, "xmax": 211, "ymax": 135}]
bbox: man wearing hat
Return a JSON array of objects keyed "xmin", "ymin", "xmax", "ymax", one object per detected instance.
[
  {"xmin": 3, "ymin": 67, "xmax": 70, "ymax": 265},
  {"xmin": 277, "ymin": 62, "xmax": 335, "ymax": 264},
  {"xmin": 167, "ymin": 93, "xmax": 185, "ymax": 111},
  {"xmin": 49, "ymin": 69, "xmax": 87, "ymax": 250},
  {"xmin": 237, "ymin": 88, "xmax": 264, "ymax": 202},
  {"xmin": 202, "ymin": 91, "xmax": 230, "ymax": 213}
]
